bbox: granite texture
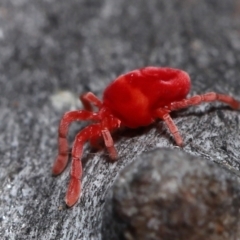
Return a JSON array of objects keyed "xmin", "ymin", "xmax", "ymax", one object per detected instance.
[{"xmin": 1, "ymin": 0, "xmax": 240, "ymax": 239}]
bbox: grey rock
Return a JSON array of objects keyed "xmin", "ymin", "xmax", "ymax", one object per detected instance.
[{"xmin": 102, "ymin": 148, "xmax": 240, "ymax": 240}]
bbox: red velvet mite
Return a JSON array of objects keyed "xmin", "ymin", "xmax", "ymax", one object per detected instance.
[{"xmin": 52, "ymin": 66, "xmax": 240, "ymax": 207}]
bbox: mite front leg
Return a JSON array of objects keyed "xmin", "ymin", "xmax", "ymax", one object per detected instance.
[
  {"xmin": 101, "ymin": 128, "xmax": 118, "ymax": 160},
  {"xmin": 52, "ymin": 110, "xmax": 99, "ymax": 175},
  {"xmin": 169, "ymin": 92, "xmax": 240, "ymax": 111},
  {"xmin": 65, "ymin": 124, "xmax": 101, "ymax": 207},
  {"xmin": 80, "ymin": 92, "xmax": 102, "ymax": 111}
]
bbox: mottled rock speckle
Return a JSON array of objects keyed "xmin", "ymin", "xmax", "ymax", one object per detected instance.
[{"xmin": 102, "ymin": 148, "xmax": 240, "ymax": 240}]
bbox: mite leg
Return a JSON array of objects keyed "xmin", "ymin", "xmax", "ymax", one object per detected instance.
[
  {"xmin": 169, "ymin": 92, "xmax": 240, "ymax": 111},
  {"xmin": 155, "ymin": 109, "xmax": 183, "ymax": 147},
  {"xmin": 80, "ymin": 92, "xmax": 102, "ymax": 111},
  {"xmin": 52, "ymin": 110, "xmax": 99, "ymax": 175},
  {"xmin": 162, "ymin": 114, "xmax": 183, "ymax": 147},
  {"xmin": 65, "ymin": 124, "xmax": 101, "ymax": 207},
  {"xmin": 101, "ymin": 128, "xmax": 118, "ymax": 160}
]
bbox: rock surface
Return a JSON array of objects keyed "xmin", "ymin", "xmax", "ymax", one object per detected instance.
[
  {"xmin": 1, "ymin": 0, "xmax": 240, "ymax": 239},
  {"xmin": 102, "ymin": 148, "xmax": 240, "ymax": 240}
]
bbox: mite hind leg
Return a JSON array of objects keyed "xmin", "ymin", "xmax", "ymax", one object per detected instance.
[
  {"xmin": 155, "ymin": 109, "xmax": 183, "ymax": 147},
  {"xmin": 169, "ymin": 92, "xmax": 240, "ymax": 111}
]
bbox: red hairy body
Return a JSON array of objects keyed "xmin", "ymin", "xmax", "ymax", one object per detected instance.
[
  {"xmin": 52, "ymin": 66, "xmax": 240, "ymax": 207},
  {"xmin": 103, "ymin": 67, "xmax": 190, "ymax": 127}
]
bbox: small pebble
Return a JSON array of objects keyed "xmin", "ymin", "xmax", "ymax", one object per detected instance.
[{"xmin": 102, "ymin": 148, "xmax": 240, "ymax": 240}]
